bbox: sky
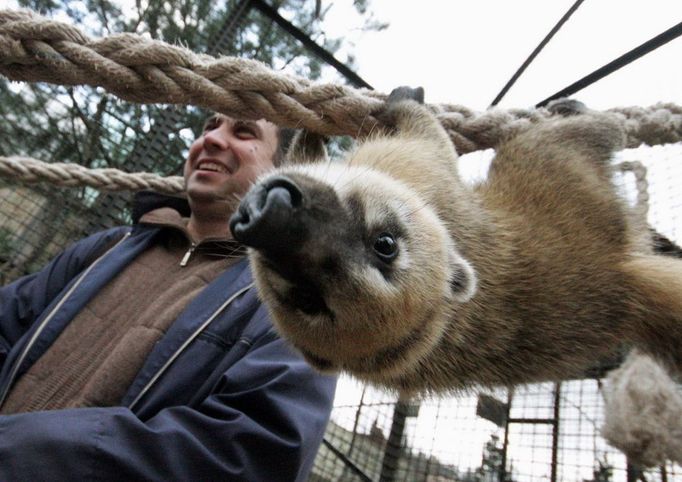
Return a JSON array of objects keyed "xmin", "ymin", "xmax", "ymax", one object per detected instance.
[
  {"xmin": 313, "ymin": 0, "xmax": 682, "ymax": 246},
  {"xmin": 320, "ymin": 0, "xmax": 682, "ymax": 110}
]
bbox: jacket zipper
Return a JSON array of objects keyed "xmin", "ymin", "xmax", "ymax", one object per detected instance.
[
  {"xmin": 128, "ymin": 282, "xmax": 254, "ymax": 410},
  {"xmin": 179, "ymin": 243, "xmax": 196, "ymax": 267},
  {"xmin": 0, "ymin": 232, "xmax": 132, "ymax": 409}
]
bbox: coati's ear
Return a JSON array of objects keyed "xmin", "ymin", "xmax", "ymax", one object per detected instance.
[
  {"xmin": 283, "ymin": 130, "xmax": 329, "ymax": 165},
  {"xmin": 448, "ymin": 247, "xmax": 477, "ymax": 303}
]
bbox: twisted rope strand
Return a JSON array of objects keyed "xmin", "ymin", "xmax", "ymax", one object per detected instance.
[
  {"xmin": 617, "ymin": 160, "xmax": 650, "ymax": 217},
  {"xmin": 0, "ymin": 156, "xmax": 184, "ymax": 194},
  {"xmin": 2, "ymin": 8, "xmax": 682, "ymax": 154},
  {"xmin": 0, "ymin": 156, "xmax": 654, "ymax": 199}
]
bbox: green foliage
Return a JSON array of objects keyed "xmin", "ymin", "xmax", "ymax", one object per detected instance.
[
  {"xmin": 468, "ymin": 434, "xmax": 516, "ymax": 482},
  {"xmin": 0, "ymin": 227, "xmax": 15, "ymax": 263},
  {"xmin": 583, "ymin": 458, "xmax": 613, "ymax": 482},
  {"xmin": 2, "ymin": 0, "xmax": 383, "ymax": 199}
]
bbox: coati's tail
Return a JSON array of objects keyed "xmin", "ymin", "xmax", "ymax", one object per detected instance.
[{"xmin": 621, "ymin": 254, "xmax": 682, "ymax": 373}]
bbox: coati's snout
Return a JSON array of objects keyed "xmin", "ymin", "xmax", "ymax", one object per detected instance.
[
  {"xmin": 230, "ymin": 176, "xmax": 304, "ymax": 252},
  {"xmin": 231, "ymin": 169, "xmax": 357, "ymax": 318}
]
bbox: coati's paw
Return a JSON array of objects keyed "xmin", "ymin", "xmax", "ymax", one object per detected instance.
[
  {"xmin": 386, "ymin": 86, "xmax": 425, "ymax": 105},
  {"xmin": 546, "ymin": 98, "xmax": 588, "ymax": 117},
  {"xmin": 375, "ymin": 86, "xmax": 426, "ymax": 134}
]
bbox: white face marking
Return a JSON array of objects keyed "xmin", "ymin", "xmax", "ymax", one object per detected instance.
[
  {"xmin": 351, "ymin": 264, "xmax": 401, "ymax": 297},
  {"xmin": 360, "ymin": 187, "xmax": 423, "ymax": 274}
]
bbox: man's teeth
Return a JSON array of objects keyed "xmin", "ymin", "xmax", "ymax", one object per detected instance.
[{"xmin": 198, "ymin": 162, "xmax": 228, "ymax": 173}]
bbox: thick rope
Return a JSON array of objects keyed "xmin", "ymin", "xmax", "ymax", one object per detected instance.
[
  {"xmin": 602, "ymin": 350, "xmax": 682, "ymax": 467},
  {"xmin": 617, "ymin": 160, "xmax": 649, "ymax": 218},
  {"xmin": 0, "ymin": 156, "xmax": 184, "ymax": 194},
  {"xmin": 0, "ymin": 156, "xmax": 651, "ymax": 197},
  {"xmin": 2, "ymin": 8, "xmax": 682, "ymax": 154}
]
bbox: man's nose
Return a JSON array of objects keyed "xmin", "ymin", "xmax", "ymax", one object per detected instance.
[{"xmin": 203, "ymin": 127, "xmax": 230, "ymax": 151}]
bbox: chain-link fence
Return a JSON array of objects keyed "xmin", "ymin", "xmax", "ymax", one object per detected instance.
[{"xmin": 1, "ymin": 2, "xmax": 681, "ymax": 481}]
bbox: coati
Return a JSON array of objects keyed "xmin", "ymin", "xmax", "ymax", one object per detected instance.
[{"xmin": 229, "ymin": 87, "xmax": 682, "ymax": 395}]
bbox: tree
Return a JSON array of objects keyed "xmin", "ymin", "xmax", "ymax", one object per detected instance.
[
  {"xmin": 583, "ymin": 458, "xmax": 613, "ymax": 482},
  {"xmin": 0, "ymin": 0, "xmax": 384, "ymax": 279},
  {"xmin": 472, "ymin": 434, "xmax": 515, "ymax": 482},
  {"xmin": 2, "ymin": 0, "xmax": 380, "ymax": 169}
]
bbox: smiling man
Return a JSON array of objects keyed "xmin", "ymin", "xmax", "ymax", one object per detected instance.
[
  {"xmin": 184, "ymin": 115, "xmax": 282, "ymax": 241},
  {"xmin": 0, "ymin": 113, "xmax": 336, "ymax": 481}
]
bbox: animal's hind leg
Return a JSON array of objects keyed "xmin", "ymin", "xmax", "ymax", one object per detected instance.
[
  {"xmin": 490, "ymin": 107, "xmax": 627, "ymax": 190},
  {"xmin": 540, "ymin": 104, "xmax": 626, "ymax": 179},
  {"xmin": 621, "ymin": 254, "xmax": 682, "ymax": 374}
]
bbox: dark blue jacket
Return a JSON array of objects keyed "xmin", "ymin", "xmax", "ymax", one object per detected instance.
[{"xmin": 0, "ymin": 223, "xmax": 336, "ymax": 481}]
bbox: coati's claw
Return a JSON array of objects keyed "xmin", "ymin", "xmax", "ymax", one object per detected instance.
[
  {"xmin": 546, "ymin": 98, "xmax": 588, "ymax": 117},
  {"xmin": 386, "ymin": 86, "xmax": 425, "ymax": 105},
  {"xmin": 375, "ymin": 86, "xmax": 426, "ymax": 134}
]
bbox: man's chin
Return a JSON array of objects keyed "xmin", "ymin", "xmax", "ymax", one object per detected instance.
[
  {"xmin": 186, "ymin": 188, "xmax": 221, "ymax": 202},
  {"xmin": 185, "ymin": 181, "xmax": 228, "ymax": 201},
  {"xmin": 186, "ymin": 188, "xmax": 239, "ymax": 214}
]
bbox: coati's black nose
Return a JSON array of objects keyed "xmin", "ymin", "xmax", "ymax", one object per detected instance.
[{"xmin": 230, "ymin": 176, "xmax": 304, "ymax": 251}]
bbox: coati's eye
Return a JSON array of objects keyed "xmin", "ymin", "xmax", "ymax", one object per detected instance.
[{"xmin": 373, "ymin": 233, "xmax": 399, "ymax": 262}]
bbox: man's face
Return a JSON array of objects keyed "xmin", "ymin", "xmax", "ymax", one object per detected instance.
[{"xmin": 184, "ymin": 114, "xmax": 279, "ymax": 204}]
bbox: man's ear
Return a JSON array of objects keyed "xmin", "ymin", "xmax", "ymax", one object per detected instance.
[{"xmin": 284, "ymin": 130, "xmax": 329, "ymax": 165}]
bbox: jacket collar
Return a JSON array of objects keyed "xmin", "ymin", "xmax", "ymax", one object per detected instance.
[
  {"xmin": 133, "ymin": 191, "xmax": 245, "ymax": 255},
  {"xmin": 131, "ymin": 191, "xmax": 191, "ymax": 224}
]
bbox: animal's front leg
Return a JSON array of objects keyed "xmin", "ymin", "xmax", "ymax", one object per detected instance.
[{"xmin": 373, "ymin": 86, "xmax": 458, "ymax": 159}]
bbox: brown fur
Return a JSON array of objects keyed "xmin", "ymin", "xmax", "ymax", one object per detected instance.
[{"xmin": 238, "ymin": 99, "xmax": 682, "ymax": 396}]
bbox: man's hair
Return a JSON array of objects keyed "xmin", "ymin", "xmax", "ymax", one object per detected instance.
[
  {"xmin": 273, "ymin": 127, "xmax": 297, "ymax": 166},
  {"xmin": 194, "ymin": 112, "xmax": 295, "ymax": 167}
]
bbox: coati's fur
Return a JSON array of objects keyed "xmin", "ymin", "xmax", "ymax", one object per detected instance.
[{"xmin": 230, "ymin": 89, "xmax": 682, "ymax": 395}]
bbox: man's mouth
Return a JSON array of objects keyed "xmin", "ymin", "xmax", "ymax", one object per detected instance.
[{"xmin": 197, "ymin": 160, "xmax": 230, "ymax": 174}]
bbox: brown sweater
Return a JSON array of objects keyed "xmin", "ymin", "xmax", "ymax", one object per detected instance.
[{"xmin": 1, "ymin": 208, "xmax": 245, "ymax": 414}]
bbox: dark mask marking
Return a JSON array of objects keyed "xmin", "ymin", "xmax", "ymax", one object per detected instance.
[
  {"xmin": 300, "ymin": 348, "xmax": 335, "ymax": 371},
  {"xmin": 450, "ymin": 265, "xmax": 470, "ymax": 294},
  {"xmin": 269, "ymin": 275, "xmax": 336, "ymax": 320}
]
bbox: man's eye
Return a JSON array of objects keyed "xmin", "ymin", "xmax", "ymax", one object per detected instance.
[
  {"xmin": 235, "ymin": 126, "xmax": 256, "ymax": 139},
  {"xmin": 203, "ymin": 117, "xmax": 220, "ymax": 132}
]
